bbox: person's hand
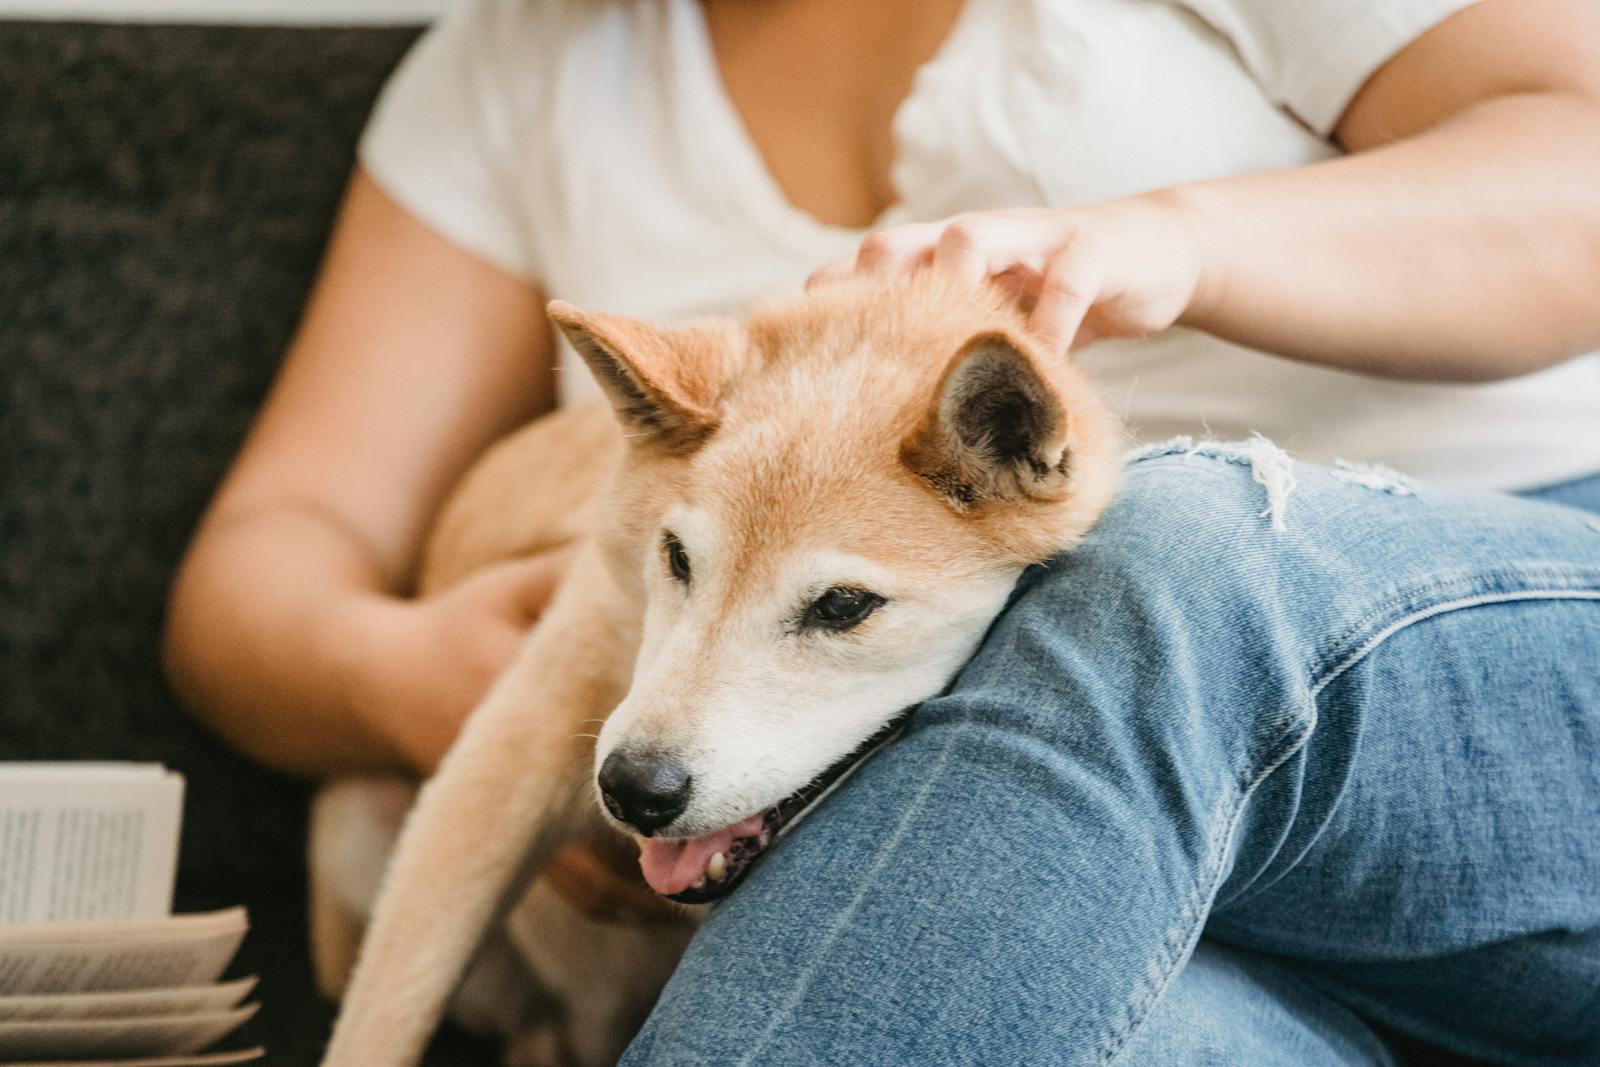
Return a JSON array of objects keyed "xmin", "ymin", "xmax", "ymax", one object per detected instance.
[
  {"xmin": 339, "ymin": 547, "xmax": 574, "ymax": 775},
  {"xmin": 808, "ymin": 193, "xmax": 1209, "ymax": 357},
  {"xmin": 345, "ymin": 548, "xmax": 680, "ymax": 925}
]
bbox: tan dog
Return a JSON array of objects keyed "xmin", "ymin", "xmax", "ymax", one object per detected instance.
[{"xmin": 311, "ymin": 275, "xmax": 1123, "ymax": 1066}]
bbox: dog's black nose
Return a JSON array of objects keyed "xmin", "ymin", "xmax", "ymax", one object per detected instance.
[{"xmin": 598, "ymin": 750, "xmax": 692, "ymax": 834}]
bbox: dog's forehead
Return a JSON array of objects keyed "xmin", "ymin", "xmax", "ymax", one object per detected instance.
[
  {"xmin": 642, "ymin": 279, "xmax": 1049, "ymax": 580},
  {"xmin": 662, "ymin": 503, "xmax": 900, "ymax": 589},
  {"xmin": 673, "ymin": 422, "xmax": 973, "ymax": 587}
]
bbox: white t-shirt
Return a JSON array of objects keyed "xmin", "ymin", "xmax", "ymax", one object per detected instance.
[{"xmin": 360, "ymin": 0, "xmax": 1600, "ymax": 491}]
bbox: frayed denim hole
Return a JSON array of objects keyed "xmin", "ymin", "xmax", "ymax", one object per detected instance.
[
  {"xmin": 1124, "ymin": 436, "xmax": 1198, "ymax": 464},
  {"xmin": 1330, "ymin": 458, "xmax": 1416, "ymax": 496},
  {"xmin": 1125, "ymin": 435, "xmax": 1298, "ymax": 531},
  {"xmin": 1243, "ymin": 435, "xmax": 1296, "ymax": 531}
]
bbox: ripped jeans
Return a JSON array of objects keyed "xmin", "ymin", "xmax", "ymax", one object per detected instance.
[{"xmin": 618, "ymin": 445, "xmax": 1600, "ymax": 1067}]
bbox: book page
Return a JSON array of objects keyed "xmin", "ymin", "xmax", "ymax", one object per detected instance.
[
  {"xmin": 0, "ymin": 910, "xmax": 246, "ymax": 995},
  {"xmin": 0, "ymin": 1004, "xmax": 256, "ymax": 1059},
  {"xmin": 0, "ymin": 766, "xmax": 183, "ymax": 923},
  {"xmin": 0, "ymin": 976, "xmax": 256, "ymax": 1021}
]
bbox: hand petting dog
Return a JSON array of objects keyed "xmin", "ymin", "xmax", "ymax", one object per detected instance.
[{"xmin": 809, "ymin": 195, "xmax": 1206, "ymax": 358}]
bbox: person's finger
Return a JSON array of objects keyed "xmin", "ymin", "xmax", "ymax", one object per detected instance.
[
  {"xmin": 930, "ymin": 212, "xmax": 1075, "ymax": 294},
  {"xmin": 808, "ymin": 223, "xmax": 943, "ymax": 288},
  {"xmin": 1028, "ymin": 243, "xmax": 1103, "ymax": 358},
  {"xmin": 853, "ymin": 223, "xmax": 942, "ymax": 278},
  {"xmin": 929, "ymin": 215, "xmax": 1009, "ymax": 289},
  {"xmin": 991, "ymin": 263, "xmax": 1037, "ymax": 311},
  {"xmin": 805, "ymin": 256, "xmax": 856, "ymax": 290},
  {"xmin": 1071, "ymin": 322, "xmax": 1105, "ymax": 352}
]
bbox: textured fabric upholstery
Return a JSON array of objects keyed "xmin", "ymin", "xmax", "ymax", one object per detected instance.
[{"xmin": 0, "ymin": 21, "xmax": 492, "ymax": 1063}]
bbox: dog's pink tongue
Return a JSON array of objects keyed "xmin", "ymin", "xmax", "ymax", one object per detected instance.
[{"xmin": 635, "ymin": 813, "xmax": 766, "ymax": 897}]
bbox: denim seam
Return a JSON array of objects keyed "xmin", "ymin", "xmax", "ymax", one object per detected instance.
[
  {"xmin": 1099, "ymin": 708, "xmax": 1317, "ymax": 1065},
  {"xmin": 1095, "ymin": 784, "xmax": 1237, "ymax": 1063},
  {"xmin": 1311, "ymin": 587, "xmax": 1600, "ymax": 698},
  {"xmin": 1216, "ymin": 583, "xmax": 1600, "ymax": 927},
  {"xmin": 1309, "ymin": 565, "xmax": 1600, "ymax": 690},
  {"xmin": 729, "ymin": 718, "xmax": 971, "ymax": 1067}
]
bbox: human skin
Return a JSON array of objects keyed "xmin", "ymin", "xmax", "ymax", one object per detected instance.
[
  {"xmin": 165, "ymin": 0, "xmax": 1600, "ymax": 784},
  {"xmin": 813, "ymin": 1, "xmax": 1600, "ymax": 378}
]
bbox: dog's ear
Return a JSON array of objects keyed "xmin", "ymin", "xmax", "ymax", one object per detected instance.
[
  {"xmin": 902, "ymin": 331, "xmax": 1072, "ymax": 508},
  {"xmin": 548, "ymin": 301, "xmax": 722, "ymax": 452}
]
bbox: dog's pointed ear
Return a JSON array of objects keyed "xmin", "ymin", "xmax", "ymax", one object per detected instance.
[
  {"xmin": 548, "ymin": 301, "xmax": 721, "ymax": 452},
  {"xmin": 902, "ymin": 331, "xmax": 1072, "ymax": 509}
]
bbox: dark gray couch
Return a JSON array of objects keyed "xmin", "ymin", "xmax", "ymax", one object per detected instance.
[{"xmin": 0, "ymin": 19, "xmax": 492, "ymax": 1064}]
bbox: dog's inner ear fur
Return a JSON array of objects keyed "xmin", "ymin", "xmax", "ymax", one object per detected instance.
[
  {"xmin": 548, "ymin": 301, "xmax": 720, "ymax": 452},
  {"xmin": 903, "ymin": 332, "xmax": 1072, "ymax": 508}
]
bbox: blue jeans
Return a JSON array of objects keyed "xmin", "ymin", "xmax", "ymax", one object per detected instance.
[{"xmin": 618, "ymin": 444, "xmax": 1600, "ymax": 1067}]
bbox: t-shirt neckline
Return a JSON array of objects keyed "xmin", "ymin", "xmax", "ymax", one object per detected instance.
[{"xmin": 671, "ymin": 0, "xmax": 980, "ymax": 257}]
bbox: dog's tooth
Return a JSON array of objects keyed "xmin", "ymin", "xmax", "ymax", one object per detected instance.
[{"xmin": 706, "ymin": 852, "xmax": 727, "ymax": 881}]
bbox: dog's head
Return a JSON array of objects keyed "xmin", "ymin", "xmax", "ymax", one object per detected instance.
[{"xmin": 549, "ymin": 275, "xmax": 1121, "ymax": 902}]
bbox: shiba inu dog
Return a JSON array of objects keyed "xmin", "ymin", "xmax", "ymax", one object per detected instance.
[{"xmin": 312, "ymin": 274, "xmax": 1123, "ymax": 1066}]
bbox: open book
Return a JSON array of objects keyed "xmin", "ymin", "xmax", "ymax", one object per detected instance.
[{"xmin": 0, "ymin": 764, "xmax": 262, "ymax": 1065}]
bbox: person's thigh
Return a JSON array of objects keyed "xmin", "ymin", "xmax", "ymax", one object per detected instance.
[
  {"xmin": 1120, "ymin": 941, "xmax": 1400, "ymax": 1067},
  {"xmin": 618, "ymin": 445, "xmax": 1600, "ymax": 1067},
  {"xmin": 1207, "ymin": 590, "xmax": 1600, "ymax": 1060}
]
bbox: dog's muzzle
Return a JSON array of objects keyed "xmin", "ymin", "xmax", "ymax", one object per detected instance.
[{"xmin": 630, "ymin": 711, "xmax": 912, "ymax": 904}]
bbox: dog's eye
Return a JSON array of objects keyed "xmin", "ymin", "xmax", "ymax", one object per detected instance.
[
  {"xmin": 662, "ymin": 532, "xmax": 691, "ymax": 584},
  {"xmin": 802, "ymin": 587, "xmax": 884, "ymax": 631}
]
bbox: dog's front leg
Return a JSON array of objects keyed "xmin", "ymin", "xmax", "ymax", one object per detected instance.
[{"xmin": 320, "ymin": 545, "xmax": 634, "ymax": 1067}]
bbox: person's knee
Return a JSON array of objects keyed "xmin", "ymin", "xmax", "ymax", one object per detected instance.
[
  {"xmin": 983, "ymin": 443, "xmax": 1316, "ymax": 671},
  {"xmin": 916, "ymin": 442, "xmax": 1330, "ymax": 764},
  {"xmin": 1053, "ymin": 440, "xmax": 1313, "ymax": 606},
  {"xmin": 992, "ymin": 440, "xmax": 1409, "ymax": 676}
]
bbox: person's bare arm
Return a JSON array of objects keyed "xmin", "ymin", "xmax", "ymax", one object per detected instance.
[
  {"xmin": 815, "ymin": 0, "xmax": 1600, "ymax": 381},
  {"xmin": 164, "ymin": 169, "xmax": 560, "ymax": 777},
  {"xmin": 1176, "ymin": 0, "xmax": 1600, "ymax": 379}
]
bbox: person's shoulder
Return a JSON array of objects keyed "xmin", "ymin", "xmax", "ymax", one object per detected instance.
[
  {"xmin": 434, "ymin": 0, "xmax": 579, "ymax": 68},
  {"xmin": 451, "ymin": 0, "xmax": 649, "ymax": 67},
  {"xmin": 404, "ymin": 0, "xmax": 664, "ymax": 139},
  {"xmin": 439, "ymin": 0, "xmax": 682, "ymax": 125},
  {"xmin": 358, "ymin": 0, "xmax": 652, "ymax": 281}
]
